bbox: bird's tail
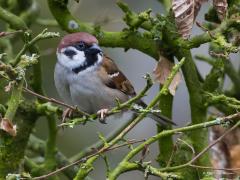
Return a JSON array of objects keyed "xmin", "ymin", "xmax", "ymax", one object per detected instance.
[
  {"xmin": 147, "ymin": 112, "xmax": 176, "ymax": 126},
  {"xmin": 134, "ymin": 100, "xmax": 176, "ymax": 126}
]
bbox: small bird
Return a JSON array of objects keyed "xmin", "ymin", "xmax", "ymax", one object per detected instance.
[{"xmin": 54, "ymin": 32, "xmax": 175, "ymax": 125}]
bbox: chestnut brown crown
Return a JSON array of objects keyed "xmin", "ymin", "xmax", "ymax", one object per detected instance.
[{"xmin": 57, "ymin": 32, "xmax": 98, "ymax": 52}]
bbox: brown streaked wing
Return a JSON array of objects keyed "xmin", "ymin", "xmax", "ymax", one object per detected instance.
[{"xmin": 98, "ymin": 55, "xmax": 136, "ymax": 96}]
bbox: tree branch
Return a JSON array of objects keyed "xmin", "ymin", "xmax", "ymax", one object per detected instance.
[
  {"xmin": 47, "ymin": 0, "xmax": 159, "ymax": 59},
  {"xmin": 108, "ymin": 113, "xmax": 240, "ymax": 179}
]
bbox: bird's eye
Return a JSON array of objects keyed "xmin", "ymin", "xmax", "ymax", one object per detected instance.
[
  {"xmin": 64, "ymin": 49, "xmax": 76, "ymax": 58},
  {"xmin": 76, "ymin": 41, "xmax": 85, "ymax": 50}
]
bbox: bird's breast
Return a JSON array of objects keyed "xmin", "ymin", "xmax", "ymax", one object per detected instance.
[{"xmin": 68, "ymin": 72, "xmax": 128, "ymax": 113}]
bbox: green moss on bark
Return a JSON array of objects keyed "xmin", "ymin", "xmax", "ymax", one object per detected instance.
[{"xmin": 0, "ymin": 112, "xmax": 37, "ymax": 178}]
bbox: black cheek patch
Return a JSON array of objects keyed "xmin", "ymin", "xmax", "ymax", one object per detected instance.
[
  {"xmin": 64, "ymin": 49, "xmax": 77, "ymax": 59},
  {"xmin": 72, "ymin": 53, "xmax": 99, "ymax": 74}
]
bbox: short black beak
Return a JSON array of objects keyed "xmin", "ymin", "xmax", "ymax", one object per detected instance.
[{"xmin": 86, "ymin": 44, "xmax": 102, "ymax": 55}]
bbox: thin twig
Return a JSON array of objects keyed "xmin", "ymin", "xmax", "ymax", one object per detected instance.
[
  {"xmin": 23, "ymin": 87, "xmax": 90, "ymax": 116},
  {"xmin": 25, "ymin": 139, "xmax": 145, "ymax": 180},
  {"xmin": 196, "ymin": 21, "xmax": 215, "ymax": 39},
  {"xmin": 189, "ymin": 164, "xmax": 239, "ymax": 173},
  {"xmin": 166, "ymin": 142, "xmax": 178, "ymax": 167},
  {"xmin": 166, "ymin": 138, "xmax": 196, "ymax": 168},
  {"xmin": 160, "ymin": 120, "xmax": 240, "ymax": 172},
  {"xmin": 12, "ymin": 29, "xmax": 59, "ymax": 66},
  {"xmin": 108, "ymin": 112, "xmax": 240, "ymax": 179},
  {"xmin": 0, "ymin": 30, "xmax": 23, "ymax": 38},
  {"xmin": 177, "ymin": 138, "xmax": 196, "ymax": 157},
  {"xmin": 107, "ymin": 139, "xmax": 145, "ymax": 151},
  {"xmin": 189, "ymin": 121, "xmax": 240, "ymax": 164},
  {"xmin": 70, "ymin": 118, "xmax": 140, "ymax": 162}
]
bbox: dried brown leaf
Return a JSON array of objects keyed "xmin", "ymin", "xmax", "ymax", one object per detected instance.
[
  {"xmin": 0, "ymin": 118, "xmax": 17, "ymax": 136},
  {"xmin": 172, "ymin": 0, "xmax": 209, "ymax": 38},
  {"xmin": 153, "ymin": 56, "xmax": 182, "ymax": 95},
  {"xmin": 213, "ymin": 0, "xmax": 228, "ymax": 21},
  {"xmin": 172, "ymin": 0, "xmax": 194, "ymax": 39}
]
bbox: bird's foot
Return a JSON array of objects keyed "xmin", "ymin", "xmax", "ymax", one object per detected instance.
[
  {"xmin": 97, "ymin": 108, "xmax": 109, "ymax": 124},
  {"xmin": 62, "ymin": 108, "xmax": 74, "ymax": 124}
]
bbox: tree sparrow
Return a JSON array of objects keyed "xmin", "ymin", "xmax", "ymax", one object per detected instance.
[{"xmin": 54, "ymin": 32, "xmax": 174, "ymax": 125}]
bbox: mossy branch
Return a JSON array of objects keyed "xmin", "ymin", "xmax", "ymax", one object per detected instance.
[
  {"xmin": 27, "ymin": 135, "xmax": 78, "ymax": 179},
  {"xmin": 0, "ymin": 6, "xmax": 28, "ymax": 30},
  {"xmin": 48, "ymin": 0, "xmax": 159, "ymax": 59},
  {"xmin": 12, "ymin": 29, "xmax": 59, "ymax": 66},
  {"xmin": 4, "ymin": 80, "xmax": 23, "ymax": 121},
  {"xmin": 0, "ymin": 4, "xmax": 59, "ymax": 178},
  {"xmin": 175, "ymin": 49, "xmax": 209, "ymax": 178},
  {"xmin": 108, "ymin": 111, "xmax": 240, "ymax": 180},
  {"xmin": 205, "ymin": 92, "xmax": 240, "ymax": 110}
]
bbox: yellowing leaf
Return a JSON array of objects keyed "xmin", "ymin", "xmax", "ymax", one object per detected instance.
[
  {"xmin": 213, "ymin": 0, "xmax": 228, "ymax": 21},
  {"xmin": 0, "ymin": 118, "xmax": 17, "ymax": 136},
  {"xmin": 153, "ymin": 56, "xmax": 182, "ymax": 95}
]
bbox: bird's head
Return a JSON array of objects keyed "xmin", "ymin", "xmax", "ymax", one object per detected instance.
[{"xmin": 57, "ymin": 32, "xmax": 103, "ymax": 74}]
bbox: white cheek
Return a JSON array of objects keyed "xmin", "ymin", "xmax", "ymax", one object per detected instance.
[
  {"xmin": 72, "ymin": 51, "xmax": 85, "ymax": 65},
  {"xmin": 57, "ymin": 48, "xmax": 86, "ymax": 70}
]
